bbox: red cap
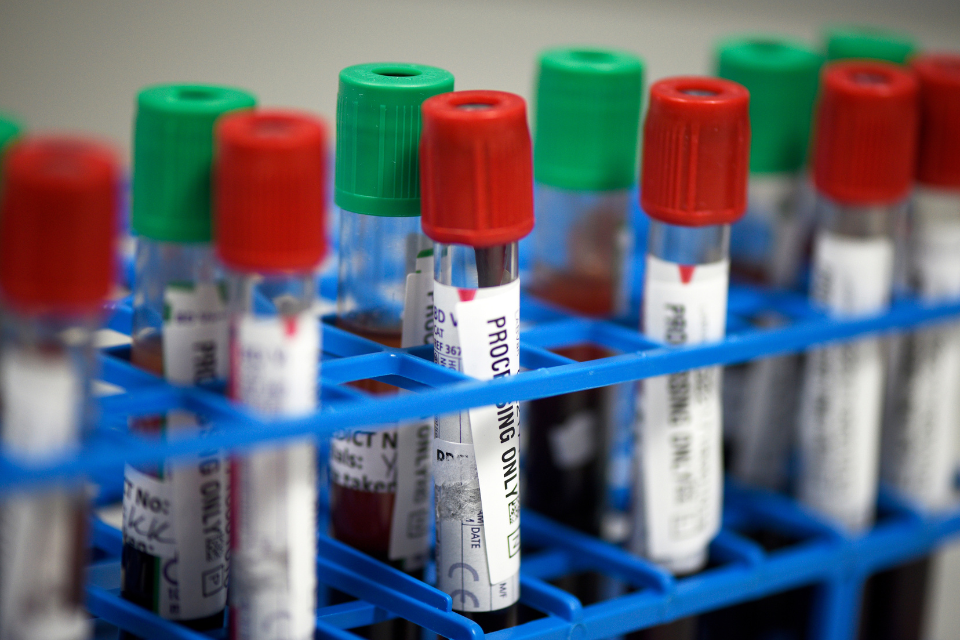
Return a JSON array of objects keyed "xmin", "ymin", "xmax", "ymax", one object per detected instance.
[
  {"xmin": 215, "ymin": 110, "xmax": 327, "ymax": 272},
  {"xmin": 0, "ymin": 137, "xmax": 118, "ymax": 315},
  {"xmin": 812, "ymin": 61, "xmax": 919, "ymax": 205},
  {"xmin": 420, "ymin": 91, "xmax": 534, "ymax": 247},
  {"xmin": 640, "ymin": 77, "xmax": 750, "ymax": 227},
  {"xmin": 912, "ymin": 53, "xmax": 960, "ymax": 189}
]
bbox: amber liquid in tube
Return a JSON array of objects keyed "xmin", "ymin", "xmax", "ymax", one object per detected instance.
[{"xmin": 331, "ymin": 319, "xmax": 421, "ymax": 640}]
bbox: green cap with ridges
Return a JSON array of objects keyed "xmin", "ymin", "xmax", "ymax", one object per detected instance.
[
  {"xmin": 0, "ymin": 113, "xmax": 23, "ymax": 154},
  {"xmin": 824, "ymin": 25, "xmax": 917, "ymax": 63},
  {"xmin": 132, "ymin": 83, "xmax": 257, "ymax": 242},
  {"xmin": 534, "ymin": 47, "xmax": 644, "ymax": 191},
  {"xmin": 335, "ymin": 63, "xmax": 455, "ymax": 217},
  {"xmin": 717, "ymin": 35, "xmax": 823, "ymax": 173}
]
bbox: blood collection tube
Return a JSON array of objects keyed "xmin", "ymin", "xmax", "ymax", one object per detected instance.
[
  {"xmin": 860, "ymin": 54, "xmax": 960, "ymax": 640},
  {"xmin": 421, "ymin": 90, "xmax": 534, "ymax": 633},
  {"xmin": 714, "ymin": 36, "xmax": 822, "ymax": 491},
  {"xmin": 215, "ymin": 110, "xmax": 327, "ymax": 640},
  {"xmin": 796, "ymin": 61, "xmax": 918, "ymax": 532},
  {"xmin": 524, "ymin": 47, "xmax": 643, "ymax": 555},
  {"xmin": 0, "ymin": 113, "xmax": 22, "ymax": 156},
  {"xmin": 330, "ymin": 63, "xmax": 452, "ymax": 640},
  {"xmin": 824, "ymin": 24, "xmax": 917, "ymax": 64},
  {"xmin": 0, "ymin": 137, "xmax": 119, "ymax": 640},
  {"xmin": 122, "ymin": 83, "xmax": 255, "ymax": 632}
]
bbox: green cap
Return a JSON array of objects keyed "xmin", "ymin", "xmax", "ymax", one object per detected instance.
[
  {"xmin": 717, "ymin": 36, "xmax": 824, "ymax": 173},
  {"xmin": 132, "ymin": 83, "xmax": 256, "ymax": 242},
  {"xmin": 824, "ymin": 25, "xmax": 917, "ymax": 63},
  {"xmin": 0, "ymin": 113, "xmax": 23, "ymax": 154},
  {"xmin": 534, "ymin": 47, "xmax": 644, "ymax": 191},
  {"xmin": 335, "ymin": 63, "xmax": 455, "ymax": 217}
]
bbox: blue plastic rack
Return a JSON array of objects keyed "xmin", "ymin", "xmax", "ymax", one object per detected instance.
[{"xmin": 4, "ymin": 259, "xmax": 960, "ymax": 640}]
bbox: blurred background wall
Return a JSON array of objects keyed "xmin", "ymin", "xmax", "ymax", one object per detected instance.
[{"xmin": 1, "ymin": 1, "xmax": 959, "ymax": 637}]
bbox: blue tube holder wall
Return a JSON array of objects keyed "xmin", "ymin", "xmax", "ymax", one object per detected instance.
[{"xmin": 4, "ymin": 248, "xmax": 960, "ymax": 640}]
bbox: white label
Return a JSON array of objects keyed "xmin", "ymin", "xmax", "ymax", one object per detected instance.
[
  {"xmin": 122, "ymin": 466, "xmax": 176, "ymax": 559},
  {"xmin": 162, "ymin": 282, "xmax": 229, "ymax": 385},
  {"xmin": 1, "ymin": 349, "xmax": 80, "ymax": 457},
  {"xmin": 882, "ymin": 197, "xmax": 960, "ymax": 509},
  {"xmin": 124, "ymin": 281, "xmax": 231, "ymax": 620},
  {"xmin": 798, "ymin": 232, "xmax": 894, "ymax": 531},
  {"xmin": 809, "ymin": 233, "xmax": 894, "ymax": 316},
  {"xmin": 230, "ymin": 312, "xmax": 319, "ymax": 640},
  {"xmin": 912, "ymin": 192, "xmax": 960, "ymax": 300},
  {"xmin": 433, "ymin": 439, "xmax": 520, "ymax": 613},
  {"xmin": 433, "ymin": 278, "xmax": 521, "ymax": 603},
  {"xmin": 0, "ymin": 492, "xmax": 89, "ymax": 640},
  {"xmin": 232, "ymin": 312, "xmax": 319, "ymax": 415},
  {"xmin": 401, "ymin": 251, "xmax": 436, "ymax": 348},
  {"xmin": 231, "ymin": 443, "xmax": 317, "ymax": 640},
  {"xmin": 882, "ymin": 326, "xmax": 960, "ymax": 509},
  {"xmin": 388, "ymin": 422, "xmax": 432, "ymax": 566},
  {"xmin": 633, "ymin": 255, "xmax": 727, "ymax": 572}
]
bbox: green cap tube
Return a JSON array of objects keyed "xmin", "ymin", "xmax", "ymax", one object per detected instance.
[
  {"xmin": 0, "ymin": 112, "xmax": 23, "ymax": 154},
  {"xmin": 717, "ymin": 36, "xmax": 823, "ymax": 173},
  {"xmin": 534, "ymin": 47, "xmax": 644, "ymax": 191},
  {"xmin": 824, "ymin": 25, "xmax": 917, "ymax": 63},
  {"xmin": 335, "ymin": 63, "xmax": 455, "ymax": 217},
  {"xmin": 132, "ymin": 84, "xmax": 257, "ymax": 243}
]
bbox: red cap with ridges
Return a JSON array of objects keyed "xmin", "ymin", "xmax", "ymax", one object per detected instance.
[
  {"xmin": 0, "ymin": 137, "xmax": 119, "ymax": 315},
  {"xmin": 912, "ymin": 53, "xmax": 960, "ymax": 189},
  {"xmin": 813, "ymin": 61, "xmax": 919, "ymax": 204},
  {"xmin": 420, "ymin": 91, "xmax": 534, "ymax": 247},
  {"xmin": 215, "ymin": 109, "xmax": 327, "ymax": 272},
  {"xmin": 640, "ymin": 77, "xmax": 750, "ymax": 227}
]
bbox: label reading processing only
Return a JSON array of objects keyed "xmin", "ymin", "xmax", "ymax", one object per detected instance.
[
  {"xmin": 635, "ymin": 255, "xmax": 727, "ymax": 569},
  {"xmin": 798, "ymin": 232, "xmax": 893, "ymax": 531},
  {"xmin": 433, "ymin": 278, "xmax": 522, "ymax": 599}
]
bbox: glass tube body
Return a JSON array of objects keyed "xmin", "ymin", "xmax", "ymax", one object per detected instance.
[
  {"xmin": 334, "ymin": 210, "xmax": 432, "ymax": 640},
  {"xmin": 796, "ymin": 197, "xmax": 899, "ymax": 532},
  {"xmin": 434, "ymin": 241, "xmax": 520, "ymax": 633},
  {"xmin": 863, "ymin": 188, "xmax": 960, "ymax": 640},
  {"xmin": 0, "ymin": 310, "xmax": 98, "ymax": 640},
  {"xmin": 526, "ymin": 185, "xmax": 632, "ymax": 595},
  {"xmin": 633, "ymin": 219, "xmax": 729, "ymax": 574},
  {"xmin": 725, "ymin": 172, "xmax": 804, "ymax": 492},
  {"xmin": 227, "ymin": 270, "xmax": 318, "ymax": 640},
  {"xmin": 123, "ymin": 239, "xmax": 227, "ymax": 632}
]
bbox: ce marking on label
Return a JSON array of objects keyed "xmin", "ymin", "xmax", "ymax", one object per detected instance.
[{"xmin": 448, "ymin": 562, "xmax": 480, "ymax": 608}]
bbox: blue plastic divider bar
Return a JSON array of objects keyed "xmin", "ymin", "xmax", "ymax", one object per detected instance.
[
  {"xmin": 2, "ymin": 287, "xmax": 960, "ymax": 493},
  {"xmin": 5, "ymin": 261, "xmax": 960, "ymax": 639}
]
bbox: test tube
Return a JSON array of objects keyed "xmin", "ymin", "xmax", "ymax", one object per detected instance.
[
  {"xmin": 421, "ymin": 90, "xmax": 534, "ymax": 633},
  {"xmin": 122, "ymin": 83, "xmax": 255, "ymax": 631},
  {"xmin": 796, "ymin": 61, "xmax": 918, "ymax": 532},
  {"xmin": 524, "ymin": 48, "xmax": 643, "ymax": 559},
  {"xmin": 714, "ymin": 36, "xmax": 822, "ymax": 491},
  {"xmin": 824, "ymin": 24, "xmax": 917, "ymax": 64},
  {"xmin": 0, "ymin": 137, "xmax": 119, "ymax": 640},
  {"xmin": 0, "ymin": 113, "xmax": 21, "ymax": 155},
  {"xmin": 330, "ymin": 67, "xmax": 454, "ymax": 613},
  {"xmin": 632, "ymin": 77, "xmax": 749, "ymax": 574},
  {"xmin": 215, "ymin": 110, "xmax": 327, "ymax": 640},
  {"xmin": 861, "ymin": 54, "xmax": 960, "ymax": 640}
]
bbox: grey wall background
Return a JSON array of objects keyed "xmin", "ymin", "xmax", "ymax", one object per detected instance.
[{"xmin": 2, "ymin": 1, "xmax": 959, "ymax": 637}]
